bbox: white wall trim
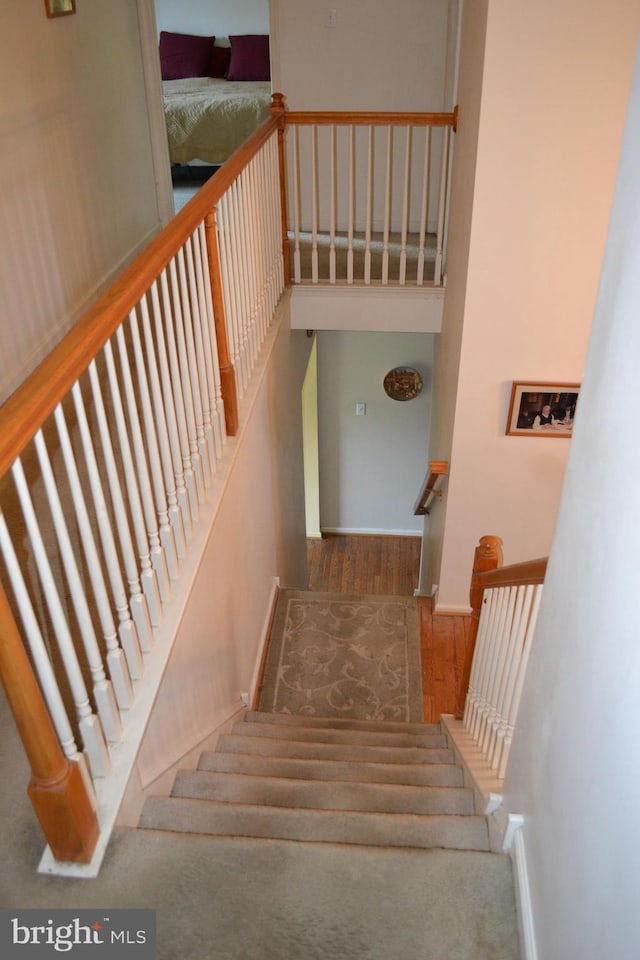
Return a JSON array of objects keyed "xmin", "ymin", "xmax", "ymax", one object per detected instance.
[
  {"xmin": 290, "ymin": 284, "xmax": 444, "ymax": 334},
  {"xmin": 321, "ymin": 527, "xmax": 423, "ymax": 538},
  {"xmin": 249, "ymin": 577, "xmax": 280, "ymax": 708},
  {"xmin": 511, "ymin": 823, "xmax": 539, "ymax": 960}
]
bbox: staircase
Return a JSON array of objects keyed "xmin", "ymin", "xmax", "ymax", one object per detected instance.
[{"xmin": 139, "ymin": 711, "xmax": 491, "ymax": 851}]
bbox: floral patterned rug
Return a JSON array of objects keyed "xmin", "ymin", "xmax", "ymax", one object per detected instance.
[{"xmin": 258, "ymin": 591, "xmax": 423, "ymax": 722}]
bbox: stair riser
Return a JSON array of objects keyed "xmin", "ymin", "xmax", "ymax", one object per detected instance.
[
  {"xmin": 233, "ymin": 721, "xmax": 447, "ymax": 749},
  {"xmin": 217, "ymin": 735, "xmax": 454, "ymax": 766},
  {"xmin": 172, "ymin": 770, "xmax": 475, "ymax": 816},
  {"xmin": 199, "ymin": 752, "xmax": 464, "ymax": 787},
  {"xmin": 139, "ymin": 797, "xmax": 490, "ymax": 852},
  {"xmin": 244, "ymin": 711, "xmax": 442, "ymax": 736}
]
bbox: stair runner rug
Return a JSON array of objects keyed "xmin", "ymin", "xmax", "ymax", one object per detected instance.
[{"xmin": 259, "ymin": 591, "xmax": 423, "ymax": 722}]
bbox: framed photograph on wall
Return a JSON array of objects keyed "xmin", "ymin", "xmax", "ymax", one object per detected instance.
[
  {"xmin": 45, "ymin": 0, "xmax": 76, "ymax": 18},
  {"xmin": 506, "ymin": 381, "xmax": 580, "ymax": 437}
]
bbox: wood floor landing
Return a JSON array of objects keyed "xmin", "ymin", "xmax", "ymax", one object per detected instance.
[{"xmin": 306, "ymin": 536, "xmax": 471, "ymax": 723}]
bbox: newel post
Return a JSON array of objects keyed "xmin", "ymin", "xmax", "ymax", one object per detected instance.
[
  {"xmin": 270, "ymin": 92, "xmax": 291, "ymax": 285},
  {"xmin": 204, "ymin": 208, "xmax": 239, "ymax": 436},
  {"xmin": 0, "ymin": 585, "xmax": 99, "ymax": 863},
  {"xmin": 454, "ymin": 535, "xmax": 503, "ymax": 719}
]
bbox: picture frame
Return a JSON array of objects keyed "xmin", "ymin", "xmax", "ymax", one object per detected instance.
[
  {"xmin": 506, "ymin": 381, "xmax": 580, "ymax": 438},
  {"xmin": 45, "ymin": 0, "xmax": 76, "ymax": 18}
]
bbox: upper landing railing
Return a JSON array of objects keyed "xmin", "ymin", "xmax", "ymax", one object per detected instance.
[
  {"xmin": 0, "ymin": 93, "xmax": 456, "ymax": 875},
  {"xmin": 278, "ymin": 95, "xmax": 458, "ymax": 287}
]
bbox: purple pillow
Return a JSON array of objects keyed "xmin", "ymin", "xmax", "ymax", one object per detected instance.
[
  {"xmin": 209, "ymin": 45, "xmax": 231, "ymax": 79},
  {"xmin": 226, "ymin": 35, "xmax": 270, "ymax": 81},
  {"xmin": 159, "ymin": 32, "xmax": 215, "ymax": 81}
]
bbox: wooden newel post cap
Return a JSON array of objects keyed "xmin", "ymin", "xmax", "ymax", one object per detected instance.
[{"xmin": 270, "ymin": 92, "xmax": 287, "ymax": 116}]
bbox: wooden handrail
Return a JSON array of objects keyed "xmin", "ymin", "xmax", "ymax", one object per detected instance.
[
  {"xmin": 0, "ymin": 107, "xmax": 283, "ymax": 484},
  {"xmin": 414, "ymin": 460, "xmax": 449, "ymax": 515},
  {"xmin": 478, "ymin": 557, "xmax": 547, "ymax": 589},
  {"xmin": 0, "ymin": 585, "xmax": 99, "ymax": 862},
  {"xmin": 285, "ymin": 109, "xmax": 457, "ymax": 127}
]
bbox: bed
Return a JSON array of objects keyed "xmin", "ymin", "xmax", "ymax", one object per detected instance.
[
  {"xmin": 163, "ymin": 77, "xmax": 272, "ymax": 165},
  {"xmin": 159, "ymin": 31, "xmax": 272, "ymax": 167}
]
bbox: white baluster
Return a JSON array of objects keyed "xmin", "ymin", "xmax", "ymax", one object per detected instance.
[
  {"xmin": 417, "ymin": 126, "xmax": 432, "ymax": 286},
  {"xmin": 184, "ymin": 235, "xmax": 217, "ymax": 475},
  {"xmin": 71, "ymin": 381, "xmax": 144, "ymax": 680},
  {"xmin": 464, "ymin": 590, "xmax": 495, "ymax": 731},
  {"xmin": 382, "ymin": 126, "xmax": 393, "ymax": 285},
  {"xmin": 168, "ymin": 255, "xmax": 206, "ymax": 506},
  {"xmin": 292, "ymin": 126, "xmax": 302, "ymax": 283},
  {"xmin": 399, "ymin": 126, "xmax": 412, "ymax": 286},
  {"xmin": 0, "ymin": 511, "xmax": 95, "ymax": 802},
  {"xmin": 54, "ymin": 403, "xmax": 134, "ymax": 711},
  {"xmin": 33, "ymin": 429, "xmax": 123, "ymax": 744},
  {"xmin": 217, "ymin": 193, "xmax": 242, "ymax": 397},
  {"xmin": 176, "ymin": 246, "xmax": 210, "ymax": 489},
  {"xmin": 434, "ymin": 126, "xmax": 450, "ymax": 286},
  {"xmin": 86, "ymin": 360, "xmax": 154, "ymax": 652},
  {"xmin": 11, "ymin": 457, "xmax": 111, "ymax": 779},
  {"xmin": 329, "ymin": 125, "xmax": 337, "ymax": 284},
  {"xmin": 365, "ymin": 126, "xmax": 374, "ymax": 285},
  {"xmin": 311, "ymin": 125, "xmax": 319, "ymax": 284},
  {"xmin": 143, "ymin": 282, "xmax": 188, "ymax": 563},
  {"xmin": 490, "ymin": 584, "xmax": 530, "ymax": 772},
  {"xmin": 347, "ymin": 125, "xmax": 355, "ymax": 284},
  {"xmin": 482, "ymin": 585, "xmax": 517, "ymax": 759},
  {"xmin": 158, "ymin": 266, "xmax": 199, "ymax": 527},
  {"xmin": 194, "ymin": 222, "xmax": 226, "ymax": 460},
  {"xmin": 128, "ymin": 301, "xmax": 178, "ymax": 585}
]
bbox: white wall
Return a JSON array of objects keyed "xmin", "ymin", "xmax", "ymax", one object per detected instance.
[
  {"xmin": 154, "ymin": 0, "xmax": 269, "ymax": 38},
  {"xmin": 271, "ymin": 0, "xmax": 449, "ymax": 111},
  {"xmin": 427, "ymin": 0, "xmax": 640, "ymax": 609},
  {"xmin": 317, "ymin": 331, "xmax": 433, "ymax": 535},
  {"xmin": 0, "ymin": 2, "xmax": 162, "ymax": 404},
  {"xmin": 503, "ymin": 40, "xmax": 640, "ymax": 960},
  {"xmin": 134, "ymin": 305, "xmax": 311, "ymax": 787}
]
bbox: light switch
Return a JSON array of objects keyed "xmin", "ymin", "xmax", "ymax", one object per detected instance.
[{"xmin": 355, "ymin": 403, "xmax": 366, "ymax": 416}]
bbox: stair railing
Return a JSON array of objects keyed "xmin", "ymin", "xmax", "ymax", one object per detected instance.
[
  {"xmin": 455, "ymin": 537, "xmax": 547, "ymax": 779},
  {"xmin": 0, "ymin": 102, "xmax": 286, "ymax": 872},
  {"xmin": 281, "ymin": 102, "xmax": 457, "ymax": 286}
]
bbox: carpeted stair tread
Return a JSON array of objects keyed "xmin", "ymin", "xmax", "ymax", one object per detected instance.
[
  {"xmin": 231, "ymin": 720, "xmax": 446, "ymax": 749},
  {"xmin": 244, "ymin": 710, "xmax": 441, "ymax": 736},
  {"xmin": 199, "ymin": 751, "xmax": 464, "ymax": 787},
  {"xmin": 171, "ymin": 769, "xmax": 475, "ymax": 815},
  {"xmin": 217, "ymin": 733, "xmax": 454, "ymax": 765},
  {"xmin": 139, "ymin": 796, "xmax": 490, "ymax": 851}
]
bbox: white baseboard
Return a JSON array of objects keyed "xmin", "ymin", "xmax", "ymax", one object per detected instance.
[
  {"xmin": 511, "ymin": 822, "xmax": 538, "ymax": 960},
  {"xmin": 321, "ymin": 526, "xmax": 422, "ymax": 537}
]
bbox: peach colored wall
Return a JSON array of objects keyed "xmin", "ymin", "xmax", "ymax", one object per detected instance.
[
  {"xmin": 134, "ymin": 308, "xmax": 311, "ymax": 786},
  {"xmin": 0, "ymin": 2, "xmax": 162, "ymax": 404},
  {"xmin": 429, "ymin": 0, "xmax": 640, "ymax": 609}
]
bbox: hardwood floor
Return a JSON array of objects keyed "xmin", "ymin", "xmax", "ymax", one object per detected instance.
[{"xmin": 306, "ymin": 535, "xmax": 471, "ymax": 722}]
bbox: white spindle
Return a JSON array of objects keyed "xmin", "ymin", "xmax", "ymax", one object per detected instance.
[
  {"xmin": 399, "ymin": 126, "xmax": 412, "ymax": 286},
  {"xmin": 365, "ymin": 126, "xmax": 374, "ymax": 285},
  {"xmin": 0, "ymin": 511, "xmax": 94, "ymax": 793},
  {"xmin": 228, "ymin": 180, "xmax": 250, "ymax": 390},
  {"xmin": 176, "ymin": 247, "xmax": 210, "ymax": 488},
  {"xmin": 33, "ymin": 429, "xmax": 123, "ymax": 744},
  {"xmin": 71, "ymin": 381, "xmax": 144, "ymax": 681},
  {"xmin": 194, "ymin": 223, "xmax": 226, "ymax": 460},
  {"xmin": 434, "ymin": 126, "xmax": 450, "ymax": 286},
  {"xmin": 217, "ymin": 192, "xmax": 242, "ymax": 396},
  {"xmin": 347, "ymin": 125, "xmax": 355, "ymax": 284},
  {"xmin": 11, "ymin": 457, "xmax": 111, "ymax": 779},
  {"xmin": 382, "ymin": 126, "xmax": 393, "ymax": 285},
  {"xmin": 329, "ymin": 125, "xmax": 337, "ymax": 284},
  {"xmin": 311, "ymin": 125, "xmax": 319, "ymax": 284},
  {"xmin": 168, "ymin": 255, "xmax": 206, "ymax": 505},
  {"xmin": 125, "ymin": 310, "xmax": 176, "ymax": 597},
  {"xmin": 140, "ymin": 284, "xmax": 187, "ymax": 567},
  {"xmin": 183, "ymin": 236, "xmax": 217, "ymax": 475},
  {"xmin": 481, "ymin": 585, "xmax": 517, "ymax": 757},
  {"xmin": 292, "ymin": 126, "xmax": 301, "ymax": 283},
  {"xmin": 158, "ymin": 265, "xmax": 199, "ymax": 527},
  {"xmin": 54, "ymin": 403, "xmax": 134, "ymax": 711},
  {"xmin": 417, "ymin": 127, "xmax": 431, "ymax": 286}
]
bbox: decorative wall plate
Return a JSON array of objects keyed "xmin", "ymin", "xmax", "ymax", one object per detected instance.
[{"xmin": 383, "ymin": 367, "xmax": 423, "ymax": 401}]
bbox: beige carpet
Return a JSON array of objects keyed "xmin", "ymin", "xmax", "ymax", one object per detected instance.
[{"xmin": 259, "ymin": 591, "xmax": 423, "ymax": 722}]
